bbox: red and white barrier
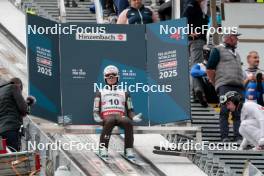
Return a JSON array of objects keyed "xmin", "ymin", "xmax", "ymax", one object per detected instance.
[{"xmin": 0, "ymin": 137, "xmax": 7, "ymax": 154}]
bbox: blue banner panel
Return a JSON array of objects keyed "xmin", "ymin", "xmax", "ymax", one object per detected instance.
[
  {"xmin": 26, "ymin": 15, "xmax": 191, "ymax": 125},
  {"xmin": 59, "ymin": 24, "xmax": 148, "ymax": 125},
  {"xmin": 146, "ymin": 19, "xmax": 191, "ymax": 125},
  {"xmin": 27, "ymin": 14, "xmax": 61, "ymax": 122}
]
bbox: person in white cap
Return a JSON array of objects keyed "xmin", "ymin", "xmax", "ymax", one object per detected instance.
[
  {"xmin": 93, "ymin": 65, "xmax": 142, "ymax": 159},
  {"xmin": 220, "ymin": 91, "xmax": 264, "ymax": 150}
]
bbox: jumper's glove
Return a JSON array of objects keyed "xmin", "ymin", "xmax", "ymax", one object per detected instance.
[
  {"xmin": 133, "ymin": 113, "xmax": 142, "ymax": 123},
  {"xmin": 26, "ymin": 96, "xmax": 36, "ymax": 106},
  {"xmin": 94, "ymin": 113, "xmax": 103, "ymax": 123}
]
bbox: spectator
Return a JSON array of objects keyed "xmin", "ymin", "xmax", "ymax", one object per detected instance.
[
  {"xmin": 220, "ymin": 91, "xmax": 264, "ymax": 150},
  {"xmin": 190, "ymin": 47, "xmax": 208, "ymax": 107},
  {"xmin": 25, "ymin": 3, "xmax": 37, "ymax": 15},
  {"xmin": 182, "ymin": 0, "xmax": 209, "ymax": 103},
  {"xmin": 207, "ymin": 33, "xmax": 244, "ymax": 142},
  {"xmin": 190, "ymin": 45, "xmax": 218, "ymax": 106},
  {"xmin": 0, "ymin": 78, "xmax": 35, "ymax": 152},
  {"xmin": 239, "ymin": 100, "xmax": 264, "ymax": 150},
  {"xmin": 243, "ymin": 51, "xmax": 264, "ymax": 105},
  {"xmin": 101, "ymin": 0, "xmax": 116, "ymax": 16},
  {"xmin": 117, "ymin": 0, "xmax": 158, "ymax": 24},
  {"xmin": 113, "ymin": 0, "xmax": 129, "ymax": 16},
  {"xmin": 157, "ymin": 0, "xmax": 194, "ymax": 21},
  {"xmin": 158, "ymin": 0, "xmax": 171, "ymax": 21}
]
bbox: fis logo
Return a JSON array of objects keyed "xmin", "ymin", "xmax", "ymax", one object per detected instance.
[
  {"xmin": 170, "ymin": 32, "xmax": 181, "ymax": 40},
  {"xmin": 117, "ymin": 34, "xmax": 125, "ymax": 41},
  {"xmin": 37, "ymin": 58, "xmax": 52, "ymax": 66},
  {"xmin": 160, "ymin": 25, "xmax": 184, "ymax": 40}
]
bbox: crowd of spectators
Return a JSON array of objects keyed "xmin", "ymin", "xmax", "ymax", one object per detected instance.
[
  {"xmin": 108, "ymin": 0, "xmax": 264, "ymax": 147},
  {"xmin": 183, "ymin": 0, "xmax": 264, "ymax": 144}
]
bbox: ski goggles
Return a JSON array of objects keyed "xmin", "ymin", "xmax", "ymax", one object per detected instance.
[{"xmin": 104, "ymin": 73, "xmax": 118, "ymax": 79}]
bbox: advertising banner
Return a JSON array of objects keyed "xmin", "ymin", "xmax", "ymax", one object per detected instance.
[
  {"xmin": 27, "ymin": 15, "xmax": 190, "ymax": 125},
  {"xmin": 27, "ymin": 15, "xmax": 61, "ymax": 122},
  {"xmin": 147, "ymin": 19, "xmax": 190, "ymax": 124},
  {"xmin": 60, "ymin": 24, "xmax": 148, "ymax": 125}
]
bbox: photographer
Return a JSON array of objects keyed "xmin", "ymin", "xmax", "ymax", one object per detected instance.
[{"xmin": 0, "ymin": 77, "xmax": 36, "ymax": 152}]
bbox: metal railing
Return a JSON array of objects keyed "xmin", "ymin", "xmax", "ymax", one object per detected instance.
[
  {"xmin": 94, "ymin": 0, "xmax": 104, "ymax": 23},
  {"xmin": 171, "ymin": 0, "xmax": 181, "ymax": 19},
  {"xmin": 57, "ymin": 0, "xmax": 66, "ymax": 22}
]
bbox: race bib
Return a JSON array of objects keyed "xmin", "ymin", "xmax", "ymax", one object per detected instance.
[{"xmin": 100, "ymin": 89, "xmax": 126, "ymax": 118}]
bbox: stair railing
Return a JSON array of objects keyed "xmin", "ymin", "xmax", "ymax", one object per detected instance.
[
  {"xmin": 94, "ymin": 0, "xmax": 104, "ymax": 23},
  {"xmin": 57, "ymin": 0, "xmax": 66, "ymax": 22}
]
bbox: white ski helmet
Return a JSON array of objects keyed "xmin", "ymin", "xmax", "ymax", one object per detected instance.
[{"xmin": 103, "ymin": 65, "xmax": 119, "ymax": 83}]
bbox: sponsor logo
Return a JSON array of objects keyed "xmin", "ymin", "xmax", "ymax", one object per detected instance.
[
  {"xmin": 158, "ymin": 61, "xmax": 177, "ymax": 69},
  {"xmin": 76, "ymin": 33, "xmax": 127, "ymax": 41},
  {"xmin": 101, "ymin": 110, "xmax": 125, "ymax": 117},
  {"xmin": 37, "ymin": 58, "xmax": 52, "ymax": 67},
  {"xmin": 117, "ymin": 34, "xmax": 125, "ymax": 41},
  {"xmin": 170, "ymin": 32, "xmax": 181, "ymax": 40}
]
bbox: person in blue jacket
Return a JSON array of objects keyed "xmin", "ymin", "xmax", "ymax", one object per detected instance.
[
  {"xmin": 245, "ymin": 73, "xmax": 264, "ymax": 106},
  {"xmin": 243, "ymin": 51, "xmax": 264, "ymax": 106},
  {"xmin": 191, "ymin": 57, "xmax": 208, "ymax": 107},
  {"xmin": 191, "ymin": 45, "xmax": 218, "ymax": 106}
]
